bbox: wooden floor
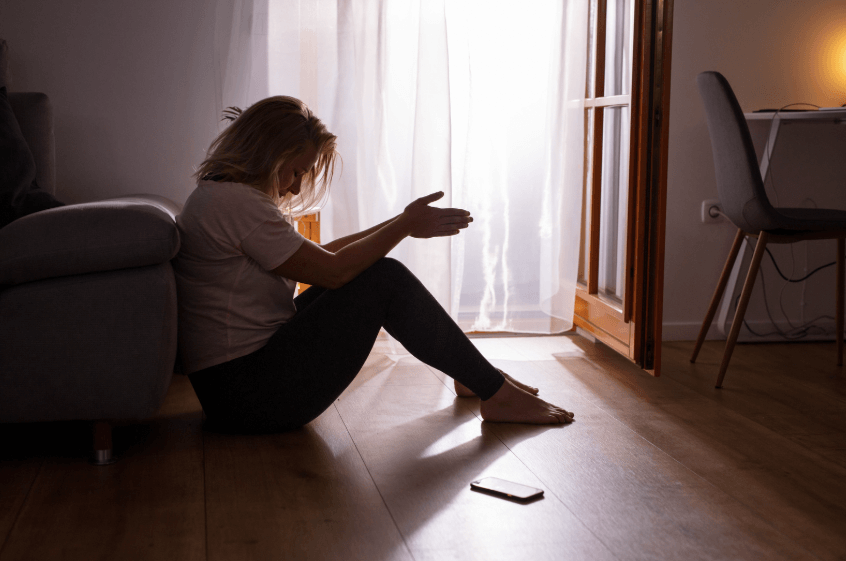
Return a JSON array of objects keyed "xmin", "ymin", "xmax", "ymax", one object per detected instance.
[{"xmin": 1, "ymin": 336, "xmax": 845, "ymax": 560}]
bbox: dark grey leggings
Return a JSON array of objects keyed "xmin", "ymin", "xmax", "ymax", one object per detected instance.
[{"xmin": 188, "ymin": 257, "xmax": 505, "ymax": 433}]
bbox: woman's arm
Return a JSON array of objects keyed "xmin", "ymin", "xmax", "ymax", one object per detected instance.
[
  {"xmin": 273, "ymin": 192, "xmax": 471, "ymax": 289},
  {"xmin": 320, "ymin": 215, "xmax": 400, "ymax": 253}
]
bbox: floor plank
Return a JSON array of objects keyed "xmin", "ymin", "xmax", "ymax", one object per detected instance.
[
  {"xmin": 202, "ymin": 403, "xmax": 412, "ymax": 561},
  {"xmin": 495, "ymin": 404, "xmax": 817, "ymax": 560},
  {"xmin": 442, "ymin": 349, "xmax": 816, "ymax": 560},
  {"xmin": 518, "ymin": 337, "xmax": 846, "ymax": 561},
  {"xmin": 3, "ymin": 336, "xmax": 845, "ymax": 560},
  {"xmin": 0, "ymin": 375, "xmax": 205, "ymax": 561},
  {"xmin": 663, "ymin": 341, "xmax": 846, "ymax": 465},
  {"xmin": 334, "ymin": 379, "xmax": 617, "ymax": 560},
  {"xmin": 355, "ymin": 355, "xmax": 446, "ymax": 389},
  {"xmin": 0, "ymin": 456, "xmax": 40, "ymax": 554}
]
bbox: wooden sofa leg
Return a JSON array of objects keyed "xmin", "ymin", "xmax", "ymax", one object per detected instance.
[{"xmin": 91, "ymin": 421, "xmax": 117, "ymax": 465}]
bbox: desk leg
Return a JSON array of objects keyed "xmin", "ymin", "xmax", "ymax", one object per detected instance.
[
  {"xmin": 715, "ymin": 237, "xmax": 748, "ymax": 337},
  {"xmin": 758, "ymin": 114, "xmax": 782, "ymax": 183}
]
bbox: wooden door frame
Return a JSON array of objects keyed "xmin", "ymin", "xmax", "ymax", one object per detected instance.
[
  {"xmin": 574, "ymin": 0, "xmax": 674, "ymax": 376},
  {"xmin": 630, "ymin": 0, "xmax": 673, "ymax": 374}
]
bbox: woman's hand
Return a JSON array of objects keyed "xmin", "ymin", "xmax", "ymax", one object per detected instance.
[{"xmin": 401, "ymin": 192, "xmax": 473, "ymax": 239}]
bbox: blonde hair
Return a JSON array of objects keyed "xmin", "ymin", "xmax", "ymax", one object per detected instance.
[{"xmin": 194, "ymin": 96, "xmax": 338, "ymax": 213}]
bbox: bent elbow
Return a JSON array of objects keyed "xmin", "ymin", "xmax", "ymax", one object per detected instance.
[
  {"xmin": 322, "ymin": 259, "xmax": 353, "ymax": 290},
  {"xmin": 323, "ymin": 255, "xmax": 357, "ymax": 289},
  {"xmin": 332, "ymin": 272, "xmax": 355, "ymax": 290},
  {"xmin": 324, "ymin": 270, "xmax": 348, "ymax": 290}
]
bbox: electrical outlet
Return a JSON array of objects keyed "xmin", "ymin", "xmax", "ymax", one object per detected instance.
[{"xmin": 701, "ymin": 199, "xmax": 723, "ymax": 224}]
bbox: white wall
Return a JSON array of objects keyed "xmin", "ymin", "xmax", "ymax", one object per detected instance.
[
  {"xmin": 665, "ymin": 0, "xmax": 846, "ymax": 341},
  {"xmin": 0, "ymin": 0, "xmax": 221, "ymax": 205}
]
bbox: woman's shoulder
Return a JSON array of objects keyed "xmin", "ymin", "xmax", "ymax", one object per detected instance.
[
  {"xmin": 180, "ymin": 181, "xmax": 284, "ymax": 228},
  {"xmin": 184, "ymin": 181, "xmax": 275, "ymax": 212},
  {"xmin": 194, "ymin": 180, "xmax": 272, "ymax": 201}
]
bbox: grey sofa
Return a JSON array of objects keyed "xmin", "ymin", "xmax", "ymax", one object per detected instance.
[{"xmin": 0, "ymin": 91, "xmax": 181, "ymax": 464}]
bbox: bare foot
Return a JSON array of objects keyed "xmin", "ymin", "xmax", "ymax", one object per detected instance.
[
  {"xmin": 480, "ymin": 378, "xmax": 574, "ymax": 425},
  {"xmin": 500, "ymin": 370, "xmax": 539, "ymax": 396},
  {"xmin": 454, "ymin": 369, "xmax": 539, "ymax": 398},
  {"xmin": 454, "ymin": 379, "xmax": 477, "ymax": 397}
]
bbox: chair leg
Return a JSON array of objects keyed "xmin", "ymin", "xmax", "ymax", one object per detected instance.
[
  {"xmin": 837, "ymin": 237, "xmax": 844, "ymax": 367},
  {"xmin": 716, "ymin": 231, "xmax": 769, "ymax": 388},
  {"xmin": 692, "ymin": 229, "xmax": 746, "ymax": 363},
  {"xmin": 91, "ymin": 421, "xmax": 117, "ymax": 466}
]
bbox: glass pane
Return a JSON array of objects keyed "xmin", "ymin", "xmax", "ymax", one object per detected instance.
[
  {"xmin": 603, "ymin": 0, "xmax": 633, "ymax": 96},
  {"xmin": 598, "ymin": 105, "xmax": 630, "ymax": 304},
  {"xmin": 579, "ymin": 108, "xmax": 595, "ymax": 285},
  {"xmin": 586, "ymin": 0, "xmax": 598, "ymax": 98}
]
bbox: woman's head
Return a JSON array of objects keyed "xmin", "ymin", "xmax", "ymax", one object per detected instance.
[{"xmin": 194, "ymin": 96, "xmax": 338, "ymax": 212}]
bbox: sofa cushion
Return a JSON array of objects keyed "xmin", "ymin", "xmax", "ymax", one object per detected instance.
[
  {"xmin": 0, "ymin": 262, "xmax": 177, "ymax": 422},
  {"xmin": 0, "ymin": 197, "xmax": 180, "ymax": 285}
]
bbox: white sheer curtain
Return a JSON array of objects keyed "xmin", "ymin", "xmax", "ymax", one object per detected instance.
[
  {"xmin": 225, "ymin": 0, "xmax": 588, "ymax": 334},
  {"xmin": 212, "ymin": 0, "xmax": 269, "ymax": 129}
]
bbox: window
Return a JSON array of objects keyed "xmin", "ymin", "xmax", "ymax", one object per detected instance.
[{"xmin": 574, "ymin": 0, "xmax": 674, "ymax": 374}]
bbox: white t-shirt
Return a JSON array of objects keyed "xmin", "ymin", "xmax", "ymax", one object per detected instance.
[{"xmin": 173, "ymin": 180, "xmax": 306, "ymax": 374}]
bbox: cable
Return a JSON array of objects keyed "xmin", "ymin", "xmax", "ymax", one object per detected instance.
[
  {"xmin": 798, "ymin": 199, "xmax": 819, "ymax": 324},
  {"xmin": 777, "ymin": 236, "xmax": 797, "ymax": 329},
  {"xmin": 765, "ymin": 247, "xmax": 834, "ymax": 283},
  {"xmin": 709, "ymin": 208, "xmax": 836, "ymax": 283},
  {"xmin": 760, "ymin": 258, "xmax": 832, "ymax": 338},
  {"xmin": 734, "ymin": 274, "xmax": 834, "ymax": 340},
  {"xmin": 731, "ymin": 240, "xmax": 837, "ymax": 340}
]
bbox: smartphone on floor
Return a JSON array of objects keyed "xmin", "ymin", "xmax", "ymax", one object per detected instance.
[{"xmin": 470, "ymin": 477, "xmax": 544, "ymax": 501}]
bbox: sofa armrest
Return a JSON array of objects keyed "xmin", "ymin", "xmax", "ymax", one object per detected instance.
[
  {"xmin": 0, "ymin": 196, "xmax": 180, "ymax": 285},
  {"xmin": 101, "ymin": 193, "xmax": 182, "ymax": 221}
]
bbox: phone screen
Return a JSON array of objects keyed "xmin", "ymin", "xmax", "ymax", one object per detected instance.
[{"xmin": 470, "ymin": 477, "xmax": 544, "ymax": 500}]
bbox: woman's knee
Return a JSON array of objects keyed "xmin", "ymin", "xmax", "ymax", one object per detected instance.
[
  {"xmin": 338, "ymin": 257, "xmax": 419, "ymax": 296},
  {"xmin": 365, "ymin": 257, "xmax": 411, "ymax": 279}
]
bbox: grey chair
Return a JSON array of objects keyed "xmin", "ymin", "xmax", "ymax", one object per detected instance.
[
  {"xmin": 690, "ymin": 71, "xmax": 846, "ymax": 388},
  {"xmin": 0, "ymin": 92, "xmax": 181, "ymax": 464}
]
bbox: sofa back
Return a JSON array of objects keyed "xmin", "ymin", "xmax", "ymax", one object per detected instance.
[{"xmin": 9, "ymin": 92, "xmax": 55, "ymax": 196}]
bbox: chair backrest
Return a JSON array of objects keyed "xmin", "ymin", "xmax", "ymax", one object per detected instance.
[{"xmin": 696, "ymin": 71, "xmax": 781, "ymax": 233}]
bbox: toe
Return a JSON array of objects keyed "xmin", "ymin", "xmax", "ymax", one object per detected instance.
[
  {"xmin": 554, "ymin": 408, "xmax": 574, "ymax": 420},
  {"xmin": 555, "ymin": 411, "xmax": 572, "ymax": 423}
]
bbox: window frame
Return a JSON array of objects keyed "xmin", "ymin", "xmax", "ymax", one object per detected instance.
[{"xmin": 574, "ymin": 0, "xmax": 674, "ymax": 375}]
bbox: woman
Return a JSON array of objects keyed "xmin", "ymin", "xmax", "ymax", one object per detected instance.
[{"xmin": 174, "ymin": 96, "xmax": 574, "ymax": 433}]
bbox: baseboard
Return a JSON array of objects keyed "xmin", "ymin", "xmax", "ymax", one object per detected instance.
[{"xmin": 662, "ymin": 319, "xmax": 839, "ymax": 343}]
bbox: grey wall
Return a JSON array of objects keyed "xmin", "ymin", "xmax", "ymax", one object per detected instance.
[
  {"xmin": 0, "ymin": 0, "xmax": 220, "ymax": 205},
  {"xmin": 665, "ymin": 0, "xmax": 846, "ymax": 341}
]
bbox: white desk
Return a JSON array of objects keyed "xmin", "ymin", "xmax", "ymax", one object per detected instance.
[{"xmin": 715, "ymin": 109, "xmax": 846, "ymax": 337}]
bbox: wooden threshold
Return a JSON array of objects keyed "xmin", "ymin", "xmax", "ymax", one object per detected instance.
[{"xmin": 574, "ymin": 287, "xmax": 632, "ymax": 358}]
